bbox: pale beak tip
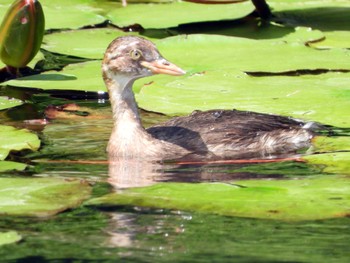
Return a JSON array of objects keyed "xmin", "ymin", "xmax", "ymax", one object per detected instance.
[{"xmin": 141, "ymin": 60, "xmax": 186, "ymax": 76}]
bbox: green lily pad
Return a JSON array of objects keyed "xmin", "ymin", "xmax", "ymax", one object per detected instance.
[
  {"xmin": 303, "ymin": 153, "xmax": 350, "ymax": 175},
  {"xmin": 5, "ymin": 61, "xmax": 105, "ymax": 92},
  {"xmin": 184, "ymin": 0, "xmax": 249, "ymax": 3},
  {"xmin": 87, "ymin": 176, "xmax": 350, "ymax": 221},
  {"xmin": 152, "ymin": 34, "xmax": 350, "ymax": 72},
  {"xmin": 312, "ymin": 136, "xmax": 350, "ymax": 153},
  {"xmin": 41, "ymin": 26, "xmax": 323, "ymax": 59},
  {"xmin": 0, "ymin": 125, "xmax": 40, "ymax": 160},
  {"xmin": 0, "ymin": 96, "xmax": 22, "ymax": 110},
  {"xmin": 42, "ymin": 28, "xmax": 133, "ymax": 59},
  {"xmin": 0, "ymin": 177, "xmax": 91, "ymax": 217},
  {"xmin": 0, "ymin": 231, "xmax": 21, "ymax": 246},
  {"xmin": 132, "ymin": 35, "xmax": 349, "ymax": 127},
  {"xmin": 309, "ymin": 31, "xmax": 350, "ymax": 50},
  {"xmin": 302, "ymin": 136, "xmax": 350, "ymax": 174},
  {"xmin": 107, "ymin": 1, "xmax": 254, "ymax": 29},
  {"xmin": 269, "ymin": 0, "xmax": 350, "ymax": 50},
  {"xmin": 0, "ymin": 161, "xmax": 27, "ymax": 172},
  {"xmin": 43, "ymin": 4, "xmax": 104, "ymax": 30},
  {"xmin": 0, "ymin": 0, "xmax": 105, "ymax": 30},
  {"xmin": 9, "ymin": 31, "xmax": 350, "ymax": 80},
  {"xmin": 136, "ymin": 70, "xmax": 350, "ymax": 128},
  {"xmin": 6, "ymin": 34, "xmax": 350, "ymax": 127}
]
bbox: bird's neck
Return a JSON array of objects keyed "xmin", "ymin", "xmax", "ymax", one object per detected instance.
[
  {"xmin": 108, "ymin": 78, "xmax": 141, "ymax": 126},
  {"xmin": 106, "ymin": 75, "xmax": 152, "ymax": 158}
]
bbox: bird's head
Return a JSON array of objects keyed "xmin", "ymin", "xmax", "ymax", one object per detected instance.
[{"xmin": 102, "ymin": 36, "xmax": 185, "ymax": 89}]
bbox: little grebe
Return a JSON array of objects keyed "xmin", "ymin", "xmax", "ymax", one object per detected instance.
[{"xmin": 102, "ymin": 36, "xmax": 315, "ymax": 160}]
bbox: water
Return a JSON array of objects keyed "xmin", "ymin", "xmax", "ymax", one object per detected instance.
[
  {"xmin": 0, "ymin": 88, "xmax": 349, "ymax": 262},
  {"xmin": 0, "ymin": 209, "xmax": 349, "ymax": 262}
]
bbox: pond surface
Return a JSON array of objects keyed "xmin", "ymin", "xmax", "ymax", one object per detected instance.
[{"xmin": 0, "ymin": 88, "xmax": 349, "ymax": 262}]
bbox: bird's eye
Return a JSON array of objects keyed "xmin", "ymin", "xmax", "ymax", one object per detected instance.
[{"xmin": 130, "ymin": 49, "xmax": 143, "ymax": 60}]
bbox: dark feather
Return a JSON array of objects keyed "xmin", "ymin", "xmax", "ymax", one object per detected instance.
[{"xmin": 148, "ymin": 109, "xmax": 315, "ymax": 159}]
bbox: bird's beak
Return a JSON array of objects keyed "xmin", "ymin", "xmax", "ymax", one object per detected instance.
[{"xmin": 141, "ymin": 58, "xmax": 186, "ymax": 76}]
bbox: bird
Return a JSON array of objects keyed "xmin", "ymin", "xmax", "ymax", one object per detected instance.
[{"xmin": 102, "ymin": 35, "xmax": 316, "ymax": 161}]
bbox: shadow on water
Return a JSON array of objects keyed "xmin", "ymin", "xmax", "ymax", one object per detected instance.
[
  {"xmin": 131, "ymin": 6, "xmax": 350, "ymax": 41},
  {"xmin": 141, "ymin": 15, "xmax": 295, "ymax": 40},
  {"xmin": 274, "ymin": 7, "xmax": 350, "ymax": 32},
  {"xmin": 138, "ymin": 6, "xmax": 350, "ymax": 41}
]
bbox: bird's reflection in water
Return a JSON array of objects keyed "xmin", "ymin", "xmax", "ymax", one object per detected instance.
[
  {"xmin": 105, "ymin": 157, "xmax": 177, "ymax": 249},
  {"xmin": 105, "ymin": 155, "xmax": 302, "ymax": 248},
  {"xmin": 108, "ymin": 158, "xmax": 168, "ymax": 189},
  {"xmin": 107, "ymin": 155, "xmax": 293, "ymax": 189},
  {"xmin": 105, "ymin": 156, "xmax": 216, "ymax": 249},
  {"xmin": 104, "ymin": 209, "xmax": 189, "ymax": 253}
]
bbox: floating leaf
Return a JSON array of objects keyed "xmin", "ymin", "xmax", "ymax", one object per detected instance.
[
  {"xmin": 42, "ymin": 28, "xmax": 130, "ymax": 59},
  {"xmin": 41, "ymin": 27, "xmax": 324, "ymax": 59},
  {"xmin": 270, "ymin": 0, "xmax": 350, "ymax": 50},
  {"xmin": 0, "ymin": 124, "xmax": 40, "ymax": 160},
  {"xmin": 87, "ymin": 176, "xmax": 350, "ymax": 221},
  {"xmin": 312, "ymin": 136, "xmax": 350, "ymax": 153},
  {"xmin": 0, "ymin": 96, "xmax": 22, "ymax": 110},
  {"xmin": 303, "ymin": 153, "xmax": 350, "ymax": 175},
  {"xmin": 6, "ymin": 33, "xmax": 350, "ymax": 127},
  {"xmin": 0, "ymin": 160, "xmax": 27, "ymax": 172},
  {"xmin": 152, "ymin": 34, "xmax": 350, "ymax": 72},
  {"xmin": 135, "ymin": 70, "xmax": 350, "ymax": 128},
  {"xmin": 0, "ymin": 231, "xmax": 21, "ymax": 246},
  {"xmin": 184, "ymin": 0, "xmax": 249, "ymax": 3},
  {"xmin": 5, "ymin": 60, "xmax": 104, "ymax": 92},
  {"xmin": 309, "ymin": 31, "xmax": 350, "ymax": 50},
  {"xmin": 0, "ymin": 177, "xmax": 91, "ymax": 217},
  {"xmin": 0, "ymin": 0, "xmax": 105, "ymax": 30}
]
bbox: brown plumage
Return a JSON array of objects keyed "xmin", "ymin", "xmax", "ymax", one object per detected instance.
[{"xmin": 102, "ymin": 36, "xmax": 315, "ymax": 161}]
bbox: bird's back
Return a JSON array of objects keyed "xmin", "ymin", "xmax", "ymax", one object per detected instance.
[{"xmin": 147, "ymin": 109, "xmax": 315, "ymax": 159}]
